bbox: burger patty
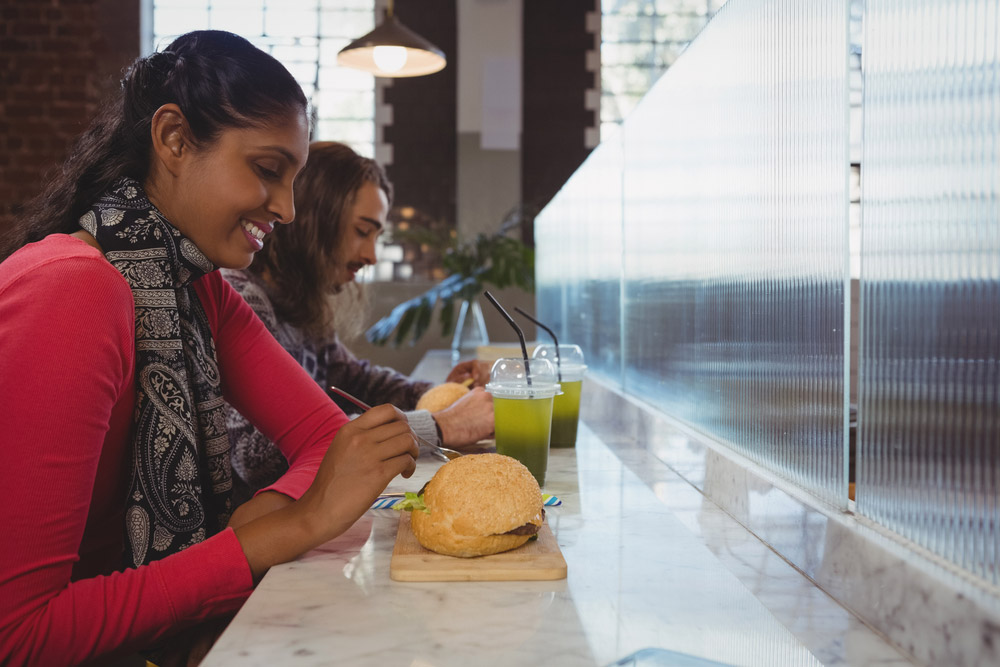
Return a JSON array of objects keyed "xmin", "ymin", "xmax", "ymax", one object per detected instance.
[
  {"xmin": 500, "ymin": 509, "xmax": 545, "ymax": 536},
  {"xmin": 501, "ymin": 522, "xmax": 541, "ymax": 536}
]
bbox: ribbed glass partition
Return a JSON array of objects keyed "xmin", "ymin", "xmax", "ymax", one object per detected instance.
[
  {"xmin": 535, "ymin": 137, "xmax": 625, "ymax": 387},
  {"xmin": 536, "ymin": 0, "xmax": 849, "ymax": 506},
  {"xmin": 625, "ymin": 0, "xmax": 849, "ymax": 506},
  {"xmin": 537, "ymin": 0, "xmax": 850, "ymax": 505},
  {"xmin": 858, "ymin": 0, "xmax": 1000, "ymax": 584}
]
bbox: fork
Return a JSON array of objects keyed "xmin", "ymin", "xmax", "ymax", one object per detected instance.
[{"xmin": 328, "ymin": 385, "xmax": 461, "ymax": 462}]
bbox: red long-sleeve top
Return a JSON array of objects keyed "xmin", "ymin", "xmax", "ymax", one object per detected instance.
[{"xmin": 0, "ymin": 235, "xmax": 349, "ymax": 665}]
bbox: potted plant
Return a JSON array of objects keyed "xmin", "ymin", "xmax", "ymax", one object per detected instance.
[{"xmin": 365, "ymin": 205, "xmax": 535, "ymax": 356}]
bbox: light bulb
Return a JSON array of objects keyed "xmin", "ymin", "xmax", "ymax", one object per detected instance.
[{"xmin": 373, "ymin": 45, "xmax": 408, "ymax": 73}]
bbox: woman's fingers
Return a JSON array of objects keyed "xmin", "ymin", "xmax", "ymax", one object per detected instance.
[
  {"xmin": 268, "ymin": 404, "xmax": 419, "ymax": 570},
  {"xmin": 364, "ymin": 415, "xmax": 415, "ymax": 445},
  {"xmin": 328, "ymin": 403, "xmax": 419, "ymax": 481},
  {"xmin": 346, "ymin": 404, "xmax": 419, "ymax": 460},
  {"xmin": 388, "ymin": 447, "xmax": 418, "ymax": 479},
  {"xmin": 350, "ymin": 403, "xmax": 406, "ymax": 429}
]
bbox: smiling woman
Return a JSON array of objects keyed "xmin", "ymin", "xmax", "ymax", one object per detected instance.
[{"xmin": 0, "ymin": 30, "xmax": 421, "ymax": 666}]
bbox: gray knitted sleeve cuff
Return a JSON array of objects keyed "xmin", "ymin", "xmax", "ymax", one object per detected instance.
[{"xmin": 405, "ymin": 409, "xmax": 441, "ymax": 453}]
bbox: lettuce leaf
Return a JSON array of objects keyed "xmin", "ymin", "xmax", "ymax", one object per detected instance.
[{"xmin": 392, "ymin": 492, "xmax": 430, "ymax": 514}]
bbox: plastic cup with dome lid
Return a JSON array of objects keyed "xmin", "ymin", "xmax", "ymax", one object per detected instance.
[
  {"xmin": 485, "ymin": 356, "xmax": 561, "ymax": 486},
  {"xmin": 532, "ymin": 344, "xmax": 587, "ymax": 448}
]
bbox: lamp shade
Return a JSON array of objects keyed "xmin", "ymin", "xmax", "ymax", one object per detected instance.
[{"xmin": 337, "ymin": 12, "xmax": 446, "ymax": 78}]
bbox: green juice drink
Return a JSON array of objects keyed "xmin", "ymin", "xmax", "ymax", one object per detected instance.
[
  {"xmin": 492, "ymin": 396, "xmax": 554, "ymax": 487},
  {"xmin": 485, "ymin": 357, "xmax": 560, "ymax": 488},
  {"xmin": 550, "ymin": 379, "xmax": 582, "ymax": 448},
  {"xmin": 532, "ymin": 344, "xmax": 587, "ymax": 449}
]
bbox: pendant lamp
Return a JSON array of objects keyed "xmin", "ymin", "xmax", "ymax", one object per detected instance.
[{"xmin": 337, "ymin": 1, "xmax": 446, "ymax": 78}]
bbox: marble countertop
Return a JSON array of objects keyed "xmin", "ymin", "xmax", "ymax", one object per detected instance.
[
  {"xmin": 203, "ymin": 432, "xmax": 813, "ymax": 666},
  {"xmin": 201, "ymin": 352, "xmax": 913, "ymax": 667}
]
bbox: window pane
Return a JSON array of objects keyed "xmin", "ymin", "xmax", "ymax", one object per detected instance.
[
  {"xmin": 600, "ymin": 0, "xmax": 721, "ymax": 132},
  {"xmin": 315, "ymin": 119, "xmax": 374, "ymax": 145},
  {"xmin": 313, "ymin": 89, "xmax": 374, "ymax": 119},
  {"xmin": 653, "ymin": 42, "xmax": 688, "ymax": 68},
  {"xmin": 319, "ymin": 38, "xmax": 354, "ymax": 61},
  {"xmin": 154, "ymin": 8, "xmax": 209, "ymax": 38},
  {"xmin": 275, "ymin": 0, "xmax": 318, "ymax": 9},
  {"xmin": 654, "ymin": 0, "xmax": 713, "ymax": 16},
  {"xmin": 602, "ymin": 0, "xmax": 656, "ymax": 17},
  {"xmin": 601, "ymin": 95, "xmax": 622, "ymax": 122},
  {"xmin": 320, "ymin": 9, "xmax": 374, "ymax": 38},
  {"xmin": 283, "ymin": 61, "xmax": 318, "ymax": 86},
  {"xmin": 265, "ymin": 9, "xmax": 318, "ymax": 38},
  {"xmin": 602, "ymin": 66, "xmax": 662, "ymax": 95},
  {"xmin": 211, "ymin": 0, "xmax": 261, "ymax": 8},
  {"xmin": 272, "ymin": 43, "xmax": 319, "ymax": 65},
  {"xmin": 654, "ymin": 14, "xmax": 710, "ymax": 41},
  {"xmin": 152, "ymin": 1, "xmax": 376, "ymax": 172},
  {"xmin": 321, "ymin": 0, "xmax": 372, "ymax": 9},
  {"xmin": 208, "ymin": 8, "xmax": 262, "ymax": 35},
  {"xmin": 602, "ymin": 42, "xmax": 657, "ymax": 67},
  {"xmin": 317, "ymin": 66, "xmax": 375, "ymax": 92},
  {"xmin": 603, "ymin": 15, "xmax": 658, "ymax": 42}
]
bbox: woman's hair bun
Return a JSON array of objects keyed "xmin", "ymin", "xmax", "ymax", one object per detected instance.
[
  {"xmin": 147, "ymin": 50, "xmax": 181, "ymax": 72},
  {"xmin": 121, "ymin": 49, "xmax": 180, "ymax": 94}
]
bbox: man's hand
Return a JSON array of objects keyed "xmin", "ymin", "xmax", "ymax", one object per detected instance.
[
  {"xmin": 445, "ymin": 360, "xmax": 491, "ymax": 387},
  {"xmin": 432, "ymin": 387, "xmax": 494, "ymax": 448}
]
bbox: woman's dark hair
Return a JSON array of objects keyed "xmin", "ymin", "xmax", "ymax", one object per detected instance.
[
  {"xmin": 1, "ymin": 30, "xmax": 308, "ymax": 262},
  {"xmin": 250, "ymin": 141, "xmax": 392, "ymax": 341}
]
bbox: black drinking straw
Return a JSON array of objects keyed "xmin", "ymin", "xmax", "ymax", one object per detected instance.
[
  {"xmin": 514, "ymin": 307, "xmax": 562, "ymax": 383},
  {"xmin": 482, "ymin": 290, "xmax": 531, "ymax": 386}
]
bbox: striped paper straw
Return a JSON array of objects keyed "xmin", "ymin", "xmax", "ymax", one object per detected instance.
[{"xmin": 370, "ymin": 494, "xmax": 562, "ymax": 511}]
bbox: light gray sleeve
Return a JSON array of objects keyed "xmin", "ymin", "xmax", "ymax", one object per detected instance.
[{"xmin": 404, "ymin": 409, "xmax": 441, "ymax": 454}]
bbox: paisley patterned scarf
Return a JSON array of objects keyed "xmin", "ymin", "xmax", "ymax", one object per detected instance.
[{"xmin": 79, "ymin": 178, "xmax": 233, "ymax": 568}]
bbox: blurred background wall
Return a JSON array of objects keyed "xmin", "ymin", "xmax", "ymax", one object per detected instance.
[{"xmin": 0, "ymin": 1, "xmax": 140, "ymax": 238}]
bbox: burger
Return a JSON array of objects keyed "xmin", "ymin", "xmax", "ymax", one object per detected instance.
[
  {"xmin": 415, "ymin": 381, "xmax": 471, "ymax": 411},
  {"xmin": 400, "ymin": 453, "xmax": 545, "ymax": 558}
]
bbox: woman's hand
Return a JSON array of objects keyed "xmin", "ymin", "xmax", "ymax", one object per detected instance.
[
  {"xmin": 299, "ymin": 404, "xmax": 418, "ymax": 535},
  {"xmin": 432, "ymin": 387, "xmax": 495, "ymax": 449},
  {"xmin": 233, "ymin": 404, "xmax": 417, "ymax": 581},
  {"xmin": 445, "ymin": 360, "xmax": 491, "ymax": 387}
]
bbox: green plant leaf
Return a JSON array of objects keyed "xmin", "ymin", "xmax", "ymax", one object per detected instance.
[
  {"xmin": 365, "ymin": 208, "xmax": 536, "ymax": 347},
  {"xmin": 392, "ymin": 306, "xmax": 418, "ymax": 347},
  {"xmin": 439, "ymin": 299, "xmax": 455, "ymax": 336},
  {"xmin": 412, "ymin": 295, "xmax": 434, "ymax": 343}
]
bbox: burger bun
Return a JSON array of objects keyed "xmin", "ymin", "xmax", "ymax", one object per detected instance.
[
  {"xmin": 415, "ymin": 382, "xmax": 470, "ymax": 412},
  {"xmin": 411, "ymin": 453, "xmax": 544, "ymax": 558}
]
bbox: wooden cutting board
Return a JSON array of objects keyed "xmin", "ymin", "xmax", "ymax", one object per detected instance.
[{"xmin": 390, "ymin": 513, "xmax": 567, "ymax": 582}]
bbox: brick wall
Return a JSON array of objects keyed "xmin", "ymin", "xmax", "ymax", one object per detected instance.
[{"xmin": 0, "ymin": 0, "xmax": 139, "ymax": 239}]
